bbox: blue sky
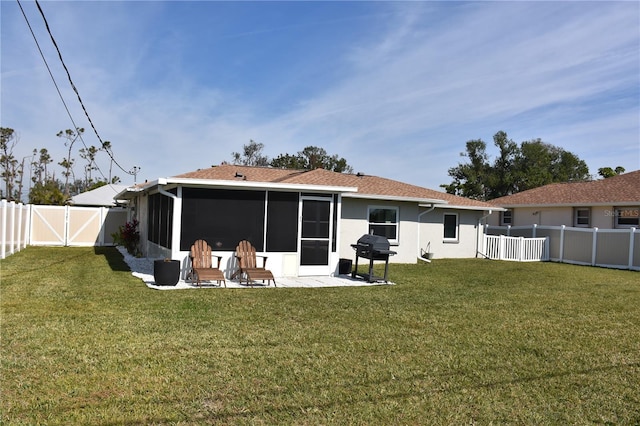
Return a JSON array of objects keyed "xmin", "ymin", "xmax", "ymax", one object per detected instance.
[{"xmin": 1, "ymin": 1, "xmax": 639, "ymax": 191}]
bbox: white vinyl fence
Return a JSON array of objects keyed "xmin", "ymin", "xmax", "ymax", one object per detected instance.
[
  {"xmin": 482, "ymin": 235, "xmax": 549, "ymax": 262},
  {"xmin": 1, "ymin": 200, "xmax": 128, "ymax": 259},
  {"xmin": 485, "ymin": 224, "xmax": 639, "ymax": 271}
]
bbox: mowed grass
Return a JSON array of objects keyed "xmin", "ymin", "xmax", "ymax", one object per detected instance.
[{"xmin": 1, "ymin": 247, "xmax": 639, "ymax": 425}]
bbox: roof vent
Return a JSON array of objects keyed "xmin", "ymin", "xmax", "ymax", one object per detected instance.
[
  {"xmin": 357, "ymin": 172, "xmax": 365, "ymax": 177},
  {"xmin": 234, "ymin": 172, "xmax": 245, "ymax": 179}
]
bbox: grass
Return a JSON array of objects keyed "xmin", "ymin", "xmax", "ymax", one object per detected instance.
[{"xmin": 1, "ymin": 246, "xmax": 639, "ymax": 425}]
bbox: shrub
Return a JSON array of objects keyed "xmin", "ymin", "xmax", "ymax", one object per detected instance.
[{"xmin": 112, "ymin": 218, "xmax": 140, "ymax": 256}]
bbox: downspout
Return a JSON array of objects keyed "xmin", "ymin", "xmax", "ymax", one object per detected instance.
[
  {"xmin": 417, "ymin": 204, "xmax": 436, "ymax": 262},
  {"xmin": 476, "ymin": 209, "xmax": 493, "ymax": 258}
]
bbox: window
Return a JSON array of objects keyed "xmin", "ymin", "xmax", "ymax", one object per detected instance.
[
  {"xmin": 368, "ymin": 206, "xmax": 399, "ymax": 243},
  {"xmin": 614, "ymin": 207, "xmax": 640, "ymax": 229},
  {"xmin": 574, "ymin": 208, "xmax": 590, "ymax": 227},
  {"xmin": 500, "ymin": 210, "xmax": 512, "ymax": 226},
  {"xmin": 443, "ymin": 213, "xmax": 458, "ymax": 241}
]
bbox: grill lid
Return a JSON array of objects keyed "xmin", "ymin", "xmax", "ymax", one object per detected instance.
[
  {"xmin": 351, "ymin": 234, "xmax": 396, "ymax": 255},
  {"xmin": 355, "ymin": 234, "xmax": 390, "ymax": 250}
]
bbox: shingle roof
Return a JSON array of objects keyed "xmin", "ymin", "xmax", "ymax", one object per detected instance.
[
  {"xmin": 173, "ymin": 164, "xmax": 494, "ymax": 209},
  {"xmin": 490, "ymin": 170, "xmax": 640, "ymax": 207}
]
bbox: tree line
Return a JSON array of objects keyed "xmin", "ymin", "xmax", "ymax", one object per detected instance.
[
  {"xmin": 0, "ymin": 127, "xmax": 121, "ymax": 205},
  {"xmin": 230, "ymin": 140, "xmax": 353, "ymax": 173},
  {"xmin": 440, "ymin": 131, "xmax": 624, "ymax": 201}
]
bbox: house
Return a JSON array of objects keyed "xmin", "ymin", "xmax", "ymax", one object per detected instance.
[
  {"xmin": 487, "ymin": 170, "xmax": 640, "ymax": 229},
  {"xmin": 69, "ymin": 184, "xmax": 129, "ymax": 207},
  {"xmin": 115, "ymin": 164, "xmax": 498, "ymax": 278}
]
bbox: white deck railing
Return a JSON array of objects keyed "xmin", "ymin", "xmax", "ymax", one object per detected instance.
[{"xmin": 482, "ymin": 235, "xmax": 549, "ymax": 262}]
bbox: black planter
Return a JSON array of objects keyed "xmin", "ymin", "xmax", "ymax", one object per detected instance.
[{"xmin": 154, "ymin": 260, "xmax": 180, "ymax": 286}]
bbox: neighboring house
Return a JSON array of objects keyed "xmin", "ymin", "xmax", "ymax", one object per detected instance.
[
  {"xmin": 115, "ymin": 164, "xmax": 498, "ymax": 278},
  {"xmin": 488, "ymin": 170, "xmax": 640, "ymax": 229},
  {"xmin": 69, "ymin": 184, "xmax": 129, "ymax": 207}
]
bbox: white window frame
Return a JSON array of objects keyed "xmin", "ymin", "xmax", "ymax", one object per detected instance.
[
  {"xmin": 367, "ymin": 205, "xmax": 399, "ymax": 244},
  {"xmin": 614, "ymin": 207, "xmax": 640, "ymax": 229},
  {"xmin": 574, "ymin": 207, "xmax": 590, "ymax": 228},
  {"xmin": 500, "ymin": 210, "xmax": 513, "ymax": 226},
  {"xmin": 443, "ymin": 212, "xmax": 459, "ymax": 242}
]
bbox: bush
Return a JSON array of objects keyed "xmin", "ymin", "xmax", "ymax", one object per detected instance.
[{"xmin": 112, "ymin": 218, "xmax": 140, "ymax": 256}]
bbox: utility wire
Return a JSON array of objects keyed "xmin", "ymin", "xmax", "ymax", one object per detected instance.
[
  {"xmin": 15, "ymin": 0, "xmax": 108, "ymax": 180},
  {"xmin": 17, "ymin": 0, "xmax": 135, "ymax": 179}
]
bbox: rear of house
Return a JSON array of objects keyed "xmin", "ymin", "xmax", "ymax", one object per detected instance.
[{"xmin": 116, "ymin": 164, "xmax": 497, "ymax": 279}]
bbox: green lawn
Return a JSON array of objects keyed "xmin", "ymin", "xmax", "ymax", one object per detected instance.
[{"xmin": 1, "ymin": 246, "xmax": 639, "ymax": 425}]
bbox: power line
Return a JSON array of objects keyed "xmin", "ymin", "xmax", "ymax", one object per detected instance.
[{"xmin": 16, "ymin": 0, "xmax": 135, "ymax": 180}]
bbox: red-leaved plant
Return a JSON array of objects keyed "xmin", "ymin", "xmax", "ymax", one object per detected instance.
[{"xmin": 112, "ymin": 218, "xmax": 140, "ymax": 256}]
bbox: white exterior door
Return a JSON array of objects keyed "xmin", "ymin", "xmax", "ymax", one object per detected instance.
[{"xmin": 298, "ymin": 196, "xmax": 333, "ymax": 276}]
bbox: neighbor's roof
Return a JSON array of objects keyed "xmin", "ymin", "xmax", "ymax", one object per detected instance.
[
  {"xmin": 69, "ymin": 184, "xmax": 129, "ymax": 207},
  {"xmin": 490, "ymin": 170, "xmax": 640, "ymax": 207},
  {"xmin": 171, "ymin": 164, "xmax": 496, "ymax": 210}
]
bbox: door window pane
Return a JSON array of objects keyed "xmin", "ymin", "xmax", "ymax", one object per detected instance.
[
  {"xmin": 302, "ymin": 200, "xmax": 330, "ymax": 238},
  {"xmin": 301, "ymin": 240, "xmax": 329, "ymax": 265}
]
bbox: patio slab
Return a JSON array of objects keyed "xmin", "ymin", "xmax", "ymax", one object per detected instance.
[{"xmin": 119, "ymin": 248, "xmax": 394, "ymax": 290}]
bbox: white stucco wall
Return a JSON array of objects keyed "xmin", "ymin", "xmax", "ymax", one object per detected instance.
[
  {"xmin": 339, "ymin": 198, "xmax": 420, "ymax": 264},
  {"xmin": 419, "ymin": 209, "xmax": 486, "ymax": 259},
  {"xmin": 340, "ymin": 199, "xmax": 487, "ymax": 263},
  {"xmin": 487, "ymin": 205, "xmax": 621, "ymax": 229}
]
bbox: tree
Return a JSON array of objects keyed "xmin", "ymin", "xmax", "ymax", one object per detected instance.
[
  {"xmin": 271, "ymin": 146, "xmax": 353, "ymax": 173},
  {"xmin": 0, "ymin": 127, "xmax": 19, "ymax": 201},
  {"xmin": 32, "ymin": 148, "xmax": 53, "ymax": 185},
  {"xmin": 29, "ymin": 179, "xmax": 66, "ymax": 205},
  {"xmin": 79, "ymin": 145, "xmax": 99, "ymax": 189},
  {"xmin": 231, "ymin": 140, "xmax": 269, "ymax": 166},
  {"xmin": 440, "ymin": 139, "xmax": 491, "ymax": 200},
  {"xmin": 442, "ymin": 131, "xmax": 590, "ymax": 201},
  {"xmin": 57, "ymin": 127, "xmax": 84, "ymax": 197},
  {"xmin": 487, "ymin": 131, "xmax": 519, "ymax": 199},
  {"xmin": 598, "ymin": 166, "xmax": 625, "ymax": 178}
]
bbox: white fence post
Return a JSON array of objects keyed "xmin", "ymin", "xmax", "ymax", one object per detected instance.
[
  {"xmin": 559, "ymin": 225, "xmax": 565, "ymax": 263},
  {"xmin": 1, "ymin": 199, "xmax": 7, "ymax": 259},
  {"xmin": 544, "ymin": 236, "xmax": 550, "ymax": 261},
  {"xmin": 629, "ymin": 228, "xmax": 636, "ymax": 270},
  {"xmin": 591, "ymin": 227, "xmax": 598, "ymax": 266},
  {"xmin": 518, "ymin": 236, "xmax": 524, "ymax": 261}
]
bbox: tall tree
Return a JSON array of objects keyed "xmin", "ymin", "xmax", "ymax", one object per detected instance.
[
  {"xmin": 440, "ymin": 139, "xmax": 491, "ymax": 200},
  {"xmin": 79, "ymin": 145, "xmax": 99, "ymax": 189},
  {"xmin": 56, "ymin": 127, "xmax": 84, "ymax": 197},
  {"xmin": 487, "ymin": 131, "xmax": 519, "ymax": 199},
  {"xmin": 31, "ymin": 148, "xmax": 53, "ymax": 185},
  {"xmin": 442, "ymin": 131, "xmax": 590, "ymax": 200},
  {"xmin": 231, "ymin": 140, "xmax": 269, "ymax": 166},
  {"xmin": 0, "ymin": 127, "xmax": 19, "ymax": 201}
]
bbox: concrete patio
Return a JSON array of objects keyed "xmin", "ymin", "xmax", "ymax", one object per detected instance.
[{"xmin": 119, "ymin": 247, "xmax": 394, "ymax": 290}]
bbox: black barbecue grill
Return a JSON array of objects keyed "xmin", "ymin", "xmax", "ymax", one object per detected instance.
[{"xmin": 351, "ymin": 234, "xmax": 397, "ymax": 283}]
